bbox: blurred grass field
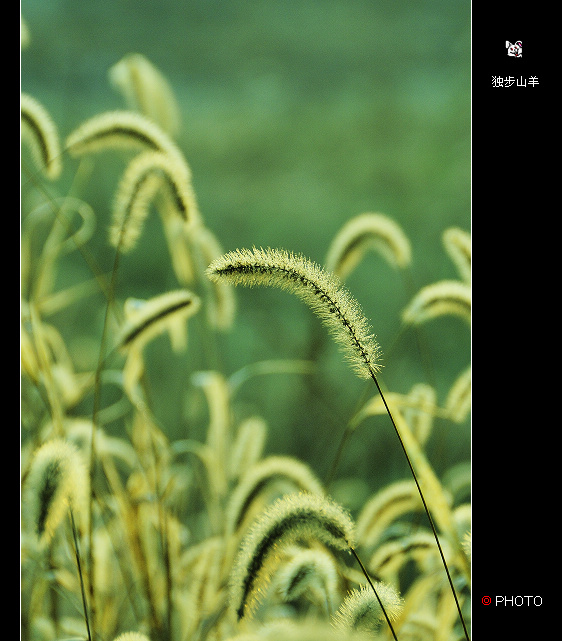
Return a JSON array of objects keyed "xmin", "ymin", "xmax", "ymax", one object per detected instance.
[{"xmin": 21, "ymin": 0, "xmax": 470, "ymax": 490}]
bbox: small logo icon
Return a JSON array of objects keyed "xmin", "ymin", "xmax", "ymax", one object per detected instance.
[{"xmin": 506, "ymin": 41, "xmax": 522, "ymax": 57}]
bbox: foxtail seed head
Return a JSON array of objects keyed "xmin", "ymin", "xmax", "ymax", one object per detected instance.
[
  {"xmin": 22, "ymin": 439, "xmax": 87, "ymax": 547},
  {"xmin": 117, "ymin": 289, "xmax": 201, "ymax": 353},
  {"xmin": 206, "ymin": 247, "xmax": 381, "ymax": 380},
  {"xmin": 273, "ymin": 546, "xmax": 339, "ymax": 615},
  {"xmin": 225, "ymin": 455, "xmax": 325, "ymax": 535},
  {"xmin": 443, "ymin": 227, "xmax": 471, "ymax": 284},
  {"xmin": 446, "ymin": 365, "xmax": 471, "ymax": 424},
  {"xmin": 109, "ymin": 53, "xmax": 181, "ymax": 137},
  {"xmin": 325, "ymin": 212, "xmax": 412, "ymax": 280},
  {"xmin": 20, "ymin": 93, "xmax": 62, "ymax": 180},
  {"xmin": 332, "ymin": 583, "xmax": 403, "ymax": 632},
  {"xmin": 65, "ymin": 110, "xmax": 183, "ymax": 160},
  {"xmin": 110, "ymin": 150, "xmax": 199, "ymax": 252},
  {"xmin": 402, "ymin": 280, "xmax": 471, "ymax": 326},
  {"xmin": 229, "ymin": 492, "xmax": 355, "ymax": 620}
]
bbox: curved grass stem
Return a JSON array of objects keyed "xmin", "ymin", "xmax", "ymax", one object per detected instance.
[
  {"xmin": 368, "ymin": 368, "xmax": 470, "ymax": 641},
  {"xmin": 69, "ymin": 508, "xmax": 92, "ymax": 641}
]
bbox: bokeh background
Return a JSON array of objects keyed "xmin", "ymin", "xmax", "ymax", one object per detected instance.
[{"xmin": 21, "ymin": 0, "xmax": 470, "ymax": 500}]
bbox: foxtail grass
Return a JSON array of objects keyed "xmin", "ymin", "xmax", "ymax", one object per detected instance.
[
  {"xmin": 225, "ymin": 455, "xmax": 325, "ymax": 535},
  {"xmin": 109, "ymin": 53, "xmax": 181, "ymax": 137},
  {"xmin": 23, "ymin": 438, "xmax": 88, "ymax": 548},
  {"xmin": 401, "ymin": 280, "xmax": 471, "ymax": 326},
  {"xmin": 332, "ymin": 582, "xmax": 403, "ymax": 634},
  {"xmin": 272, "ymin": 546, "xmax": 339, "ymax": 616},
  {"xmin": 442, "ymin": 227, "xmax": 471, "ymax": 284},
  {"xmin": 206, "ymin": 247, "xmax": 381, "ymax": 380},
  {"xmin": 110, "ymin": 150, "xmax": 199, "ymax": 252},
  {"xmin": 324, "ymin": 212, "xmax": 412, "ymax": 280},
  {"xmin": 22, "ymin": 30, "xmax": 469, "ymax": 639},
  {"xmin": 20, "ymin": 92, "xmax": 62, "ymax": 180},
  {"xmin": 207, "ymin": 246, "xmax": 470, "ymax": 640},
  {"xmin": 65, "ymin": 110, "xmax": 184, "ymax": 160},
  {"xmin": 229, "ymin": 492, "xmax": 399, "ymax": 639},
  {"xmin": 229, "ymin": 492, "xmax": 355, "ymax": 621},
  {"xmin": 23, "ymin": 439, "xmax": 92, "ymax": 640}
]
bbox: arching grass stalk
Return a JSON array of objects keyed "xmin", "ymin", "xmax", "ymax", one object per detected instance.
[
  {"xmin": 207, "ymin": 247, "xmax": 470, "ymax": 640},
  {"xmin": 366, "ymin": 370, "xmax": 470, "ymax": 641},
  {"xmin": 69, "ymin": 508, "xmax": 92, "ymax": 641}
]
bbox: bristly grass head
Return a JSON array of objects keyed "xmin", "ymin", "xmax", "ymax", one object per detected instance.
[
  {"xmin": 117, "ymin": 289, "xmax": 201, "ymax": 353},
  {"xmin": 225, "ymin": 455, "xmax": 326, "ymax": 535},
  {"xmin": 23, "ymin": 438, "xmax": 88, "ymax": 548},
  {"xmin": 206, "ymin": 247, "xmax": 381, "ymax": 380},
  {"xmin": 332, "ymin": 583, "xmax": 403, "ymax": 633},
  {"xmin": 65, "ymin": 109, "xmax": 184, "ymax": 160},
  {"xmin": 446, "ymin": 365, "xmax": 471, "ymax": 424},
  {"xmin": 206, "ymin": 246, "xmax": 467, "ymax": 638},
  {"xmin": 401, "ymin": 280, "xmax": 471, "ymax": 326},
  {"xmin": 325, "ymin": 212, "xmax": 412, "ymax": 280},
  {"xmin": 442, "ymin": 227, "xmax": 471, "ymax": 284},
  {"xmin": 229, "ymin": 492, "xmax": 355, "ymax": 621},
  {"xmin": 109, "ymin": 52, "xmax": 182, "ymax": 137},
  {"xmin": 21, "ymin": 92, "xmax": 62, "ymax": 181},
  {"xmin": 272, "ymin": 546, "xmax": 340, "ymax": 616},
  {"xmin": 110, "ymin": 150, "xmax": 199, "ymax": 253}
]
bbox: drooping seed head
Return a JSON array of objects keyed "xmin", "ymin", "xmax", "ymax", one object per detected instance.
[
  {"xmin": 207, "ymin": 247, "xmax": 381, "ymax": 380},
  {"xmin": 229, "ymin": 492, "xmax": 355, "ymax": 620},
  {"xmin": 23, "ymin": 439, "xmax": 88, "ymax": 547}
]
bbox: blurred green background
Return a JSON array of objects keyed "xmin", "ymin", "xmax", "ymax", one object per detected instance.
[{"xmin": 21, "ymin": 0, "xmax": 470, "ymax": 496}]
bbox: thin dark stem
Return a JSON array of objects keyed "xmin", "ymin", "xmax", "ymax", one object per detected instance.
[
  {"xmin": 369, "ymin": 369, "xmax": 470, "ymax": 641},
  {"xmin": 350, "ymin": 547, "xmax": 398, "ymax": 641},
  {"xmin": 69, "ymin": 509, "xmax": 92, "ymax": 641}
]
